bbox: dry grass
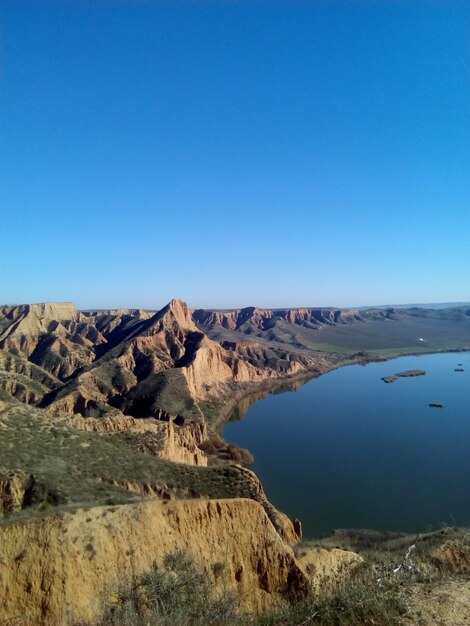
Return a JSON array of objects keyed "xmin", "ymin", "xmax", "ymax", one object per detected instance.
[
  {"xmin": 0, "ymin": 404, "xmax": 267, "ymax": 524},
  {"xmin": 80, "ymin": 550, "xmax": 409, "ymax": 626},
  {"xmin": 76, "ymin": 549, "xmax": 239, "ymax": 626}
]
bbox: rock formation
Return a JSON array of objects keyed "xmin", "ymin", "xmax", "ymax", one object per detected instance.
[{"xmin": 0, "ymin": 299, "xmax": 338, "ymax": 429}]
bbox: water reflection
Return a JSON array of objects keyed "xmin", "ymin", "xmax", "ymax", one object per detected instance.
[
  {"xmin": 223, "ymin": 352, "xmax": 470, "ymax": 537},
  {"xmin": 228, "ymin": 377, "xmax": 309, "ymax": 422}
]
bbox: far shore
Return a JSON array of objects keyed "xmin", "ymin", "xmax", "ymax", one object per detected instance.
[{"xmin": 216, "ymin": 346, "xmax": 470, "ymax": 428}]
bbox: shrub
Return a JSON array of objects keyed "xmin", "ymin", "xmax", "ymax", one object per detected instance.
[
  {"xmin": 226, "ymin": 443, "xmax": 254, "ymax": 466},
  {"xmin": 199, "ymin": 434, "xmax": 225, "ymax": 455},
  {"xmin": 200, "ymin": 434, "xmax": 254, "ymax": 466},
  {"xmin": 99, "ymin": 549, "xmax": 238, "ymax": 626},
  {"xmin": 255, "ymin": 565, "xmax": 409, "ymax": 626}
]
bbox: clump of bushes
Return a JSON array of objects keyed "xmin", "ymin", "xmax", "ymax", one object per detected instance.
[
  {"xmin": 200, "ymin": 433, "xmax": 254, "ymax": 466},
  {"xmin": 99, "ymin": 549, "xmax": 238, "ymax": 626},
  {"xmin": 226, "ymin": 443, "xmax": 254, "ymax": 465},
  {"xmin": 199, "ymin": 433, "xmax": 225, "ymax": 455}
]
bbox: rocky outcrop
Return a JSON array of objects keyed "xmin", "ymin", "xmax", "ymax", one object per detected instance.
[
  {"xmin": 0, "ymin": 498, "xmax": 309, "ymax": 625},
  {"xmin": 162, "ymin": 420, "xmax": 207, "ymax": 465},
  {"xmin": 70, "ymin": 412, "xmax": 208, "ymax": 465},
  {"xmin": 183, "ymin": 337, "xmax": 294, "ymax": 399},
  {"xmin": 430, "ymin": 540, "xmax": 470, "ymax": 574},
  {"xmin": 296, "ymin": 546, "xmax": 363, "ymax": 591},
  {"xmin": 0, "ymin": 469, "xmax": 30, "ymax": 514},
  {"xmin": 0, "ymin": 302, "xmax": 79, "ymax": 336},
  {"xmin": 0, "ymin": 470, "xmax": 65, "ymax": 515}
]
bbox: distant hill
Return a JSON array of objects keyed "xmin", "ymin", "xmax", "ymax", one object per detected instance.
[
  {"xmin": 194, "ymin": 303, "xmax": 470, "ymax": 356},
  {"xmin": 356, "ymin": 301, "xmax": 470, "ymax": 310}
]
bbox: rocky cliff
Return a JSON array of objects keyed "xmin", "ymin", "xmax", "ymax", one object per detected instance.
[
  {"xmin": 0, "ymin": 299, "xmax": 336, "ymax": 430},
  {"xmin": 194, "ymin": 303, "xmax": 470, "ymax": 356},
  {"xmin": 0, "ymin": 498, "xmax": 307, "ymax": 625}
]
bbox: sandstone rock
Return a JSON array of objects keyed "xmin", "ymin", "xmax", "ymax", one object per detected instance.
[
  {"xmin": 0, "ymin": 469, "xmax": 29, "ymax": 514},
  {"xmin": 0, "ymin": 498, "xmax": 309, "ymax": 625},
  {"xmin": 296, "ymin": 546, "xmax": 363, "ymax": 592}
]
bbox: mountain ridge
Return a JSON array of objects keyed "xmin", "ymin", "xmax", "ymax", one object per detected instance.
[{"xmin": 0, "ymin": 299, "xmax": 332, "ymax": 426}]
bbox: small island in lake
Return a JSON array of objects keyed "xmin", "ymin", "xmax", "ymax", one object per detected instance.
[{"xmin": 381, "ymin": 369, "xmax": 426, "ymax": 383}]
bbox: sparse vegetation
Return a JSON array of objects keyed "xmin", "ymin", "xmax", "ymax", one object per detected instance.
[
  {"xmin": 0, "ymin": 405, "xmax": 268, "ymax": 525},
  {"xmin": 76, "ymin": 550, "xmax": 405, "ymax": 626},
  {"xmin": 90, "ymin": 549, "xmax": 239, "ymax": 626},
  {"xmin": 83, "ymin": 531, "xmax": 470, "ymax": 626},
  {"xmin": 292, "ymin": 527, "xmax": 470, "ymax": 625},
  {"xmin": 254, "ymin": 567, "xmax": 408, "ymax": 626}
]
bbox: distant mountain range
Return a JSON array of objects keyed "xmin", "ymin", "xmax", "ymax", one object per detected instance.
[{"xmin": 356, "ymin": 302, "xmax": 470, "ymax": 310}]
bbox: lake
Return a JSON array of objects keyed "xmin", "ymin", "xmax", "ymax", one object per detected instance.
[{"xmin": 223, "ymin": 352, "xmax": 470, "ymax": 538}]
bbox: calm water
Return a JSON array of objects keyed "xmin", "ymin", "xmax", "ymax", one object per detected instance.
[{"xmin": 223, "ymin": 352, "xmax": 470, "ymax": 538}]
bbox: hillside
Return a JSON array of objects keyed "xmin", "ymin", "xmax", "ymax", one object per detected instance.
[
  {"xmin": 0, "ymin": 299, "xmax": 336, "ymax": 624},
  {"xmin": 0, "ymin": 299, "xmax": 340, "ymax": 426},
  {"xmin": 194, "ymin": 304, "xmax": 470, "ymax": 355}
]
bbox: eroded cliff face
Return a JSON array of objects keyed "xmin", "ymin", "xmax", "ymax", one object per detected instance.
[
  {"xmin": 183, "ymin": 336, "xmax": 306, "ymax": 400},
  {"xmin": 0, "ymin": 498, "xmax": 308, "ymax": 625},
  {"xmin": 70, "ymin": 411, "xmax": 208, "ymax": 465},
  {"xmin": 193, "ymin": 305, "xmax": 379, "ymax": 331},
  {"xmin": 0, "ymin": 299, "xmax": 333, "ymax": 427}
]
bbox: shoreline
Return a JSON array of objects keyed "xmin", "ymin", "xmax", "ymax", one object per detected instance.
[
  {"xmin": 217, "ymin": 346, "xmax": 470, "ymax": 540},
  {"xmin": 215, "ymin": 345, "xmax": 470, "ymax": 428}
]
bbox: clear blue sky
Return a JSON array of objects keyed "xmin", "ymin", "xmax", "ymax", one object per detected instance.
[{"xmin": 1, "ymin": 1, "xmax": 469, "ymax": 310}]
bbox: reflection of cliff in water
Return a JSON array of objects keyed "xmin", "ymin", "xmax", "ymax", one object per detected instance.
[{"xmin": 228, "ymin": 378, "xmax": 308, "ymax": 422}]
